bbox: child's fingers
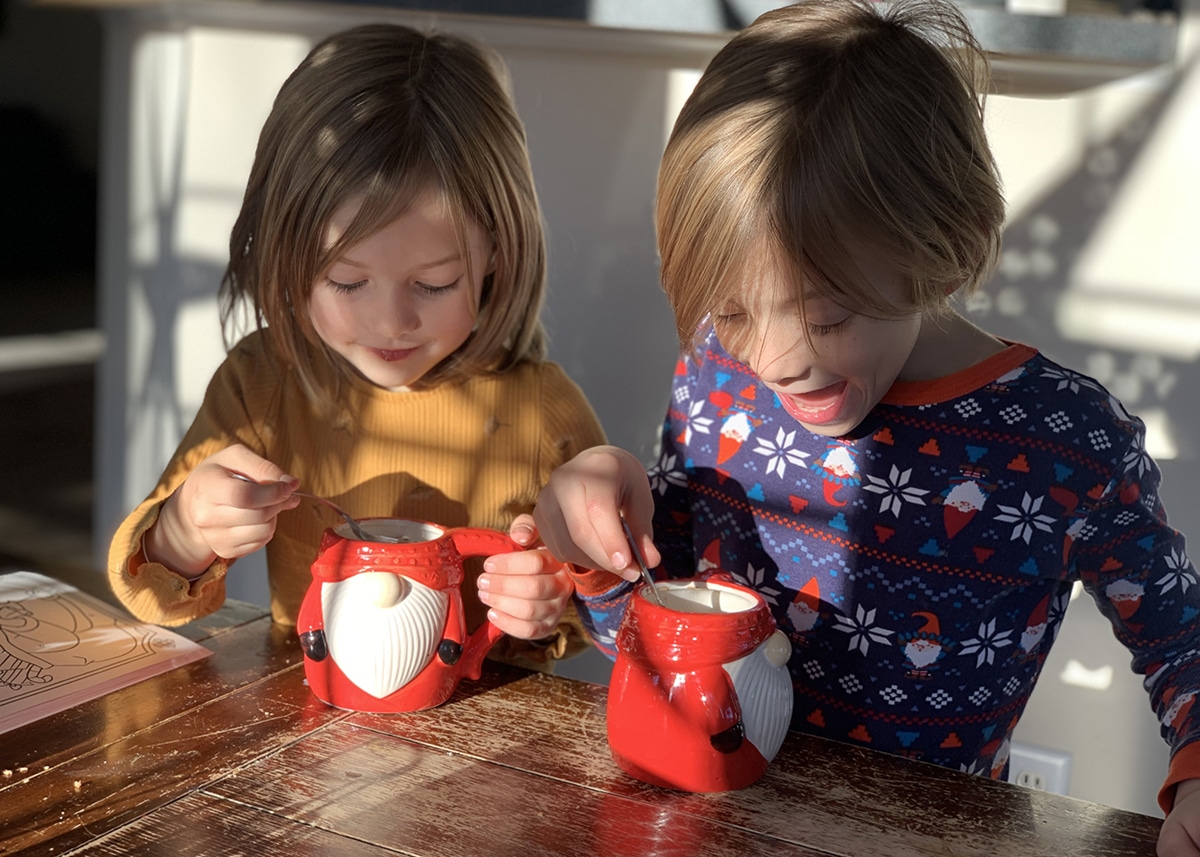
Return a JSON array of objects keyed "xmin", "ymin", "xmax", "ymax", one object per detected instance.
[
  {"xmin": 533, "ymin": 496, "xmax": 639, "ymax": 581},
  {"xmin": 482, "ymin": 547, "xmax": 557, "ymax": 578},
  {"xmin": 507, "ymin": 513, "xmax": 538, "ymax": 546},
  {"xmin": 207, "ymin": 521, "xmax": 279, "ymax": 559},
  {"xmin": 477, "ymin": 550, "xmax": 572, "ymax": 634},
  {"xmin": 226, "ymin": 471, "xmax": 301, "ymax": 511},
  {"xmin": 485, "ymin": 608, "xmax": 558, "ymax": 642},
  {"xmin": 476, "ymin": 575, "xmax": 568, "ymax": 609}
]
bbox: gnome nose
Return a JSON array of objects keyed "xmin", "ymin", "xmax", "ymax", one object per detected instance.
[
  {"xmin": 358, "ymin": 572, "xmax": 405, "ymax": 608},
  {"xmin": 763, "ymin": 630, "xmax": 791, "ymax": 668}
]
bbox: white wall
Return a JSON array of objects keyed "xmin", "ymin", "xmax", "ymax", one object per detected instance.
[
  {"xmin": 970, "ymin": 1, "xmax": 1200, "ymax": 817},
  {"xmin": 93, "ymin": 1, "xmax": 1197, "ymax": 817}
]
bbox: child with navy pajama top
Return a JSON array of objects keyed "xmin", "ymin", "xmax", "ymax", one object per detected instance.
[{"xmin": 486, "ymin": 0, "xmax": 1200, "ymax": 851}]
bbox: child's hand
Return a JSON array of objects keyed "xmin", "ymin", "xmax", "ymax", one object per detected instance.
[
  {"xmin": 1160, "ymin": 778, "xmax": 1200, "ymax": 856},
  {"xmin": 532, "ymin": 445, "xmax": 658, "ymax": 583},
  {"xmin": 477, "ymin": 515, "xmax": 573, "ymax": 639},
  {"xmin": 146, "ymin": 444, "xmax": 301, "ymax": 578}
]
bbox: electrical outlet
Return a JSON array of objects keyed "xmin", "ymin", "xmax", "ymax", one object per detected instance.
[{"xmin": 1008, "ymin": 741, "xmax": 1072, "ymax": 795}]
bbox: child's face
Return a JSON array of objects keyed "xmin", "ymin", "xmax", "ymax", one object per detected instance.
[
  {"xmin": 309, "ymin": 189, "xmax": 492, "ymax": 391},
  {"xmin": 715, "ymin": 249, "xmax": 922, "ymax": 437}
]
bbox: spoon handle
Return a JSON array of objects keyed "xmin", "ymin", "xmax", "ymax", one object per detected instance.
[
  {"xmin": 621, "ymin": 519, "xmax": 664, "ymax": 606},
  {"xmin": 228, "ymin": 472, "xmax": 389, "ymax": 543},
  {"xmin": 291, "ymin": 491, "xmax": 376, "ymax": 542}
]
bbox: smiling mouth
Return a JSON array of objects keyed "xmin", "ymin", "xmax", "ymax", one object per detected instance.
[
  {"xmin": 779, "ymin": 381, "xmax": 848, "ymax": 425},
  {"xmin": 374, "ymin": 346, "xmax": 419, "ymax": 362}
]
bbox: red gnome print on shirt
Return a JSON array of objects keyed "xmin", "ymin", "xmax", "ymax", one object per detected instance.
[
  {"xmin": 899, "ymin": 612, "xmax": 950, "ymax": 680},
  {"xmin": 787, "ymin": 577, "xmax": 822, "ymax": 638},
  {"xmin": 717, "ymin": 411, "xmax": 754, "ymax": 465},
  {"xmin": 943, "ymin": 479, "xmax": 989, "ymax": 539},
  {"xmin": 817, "ymin": 443, "xmax": 860, "ymax": 507},
  {"xmin": 1018, "ymin": 594, "xmax": 1050, "ymax": 658},
  {"xmin": 1106, "ymin": 578, "xmax": 1145, "ymax": 621},
  {"xmin": 697, "ymin": 539, "xmax": 723, "ymax": 577}
]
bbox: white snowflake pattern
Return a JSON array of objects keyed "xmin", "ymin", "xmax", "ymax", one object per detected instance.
[
  {"xmin": 862, "ymin": 465, "xmax": 929, "ymax": 517},
  {"xmin": 833, "ymin": 604, "xmax": 894, "ymax": 656},
  {"xmin": 1122, "ymin": 437, "xmax": 1154, "ymax": 480},
  {"xmin": 1155, "ymin": 547, "xmax": 1195, "ymax": 595},
  {"xmin": 994, "ymin": 492, "xmax": 1055, "ymax": 544},
  {"xmin": 958, "ymin": 619, "xmax": 1013, "ymax": 667},
  {"xmin": 752, "ymin": 427, "xmax": 810, "ymax": 478},
  {"xmin": 1040, "ymin": 366, "xmax": 1099, "ymax": 395},
  {"xmin": 734, "ymin": 563, "xmax": 784, "ymax": 606},
  {"xmin": 681, "ymin": 398, "xmax": 713, "ymax": 447},
  {"xmin": 646, "ymin": 452, "xmax": 687, "ymax": 496}
]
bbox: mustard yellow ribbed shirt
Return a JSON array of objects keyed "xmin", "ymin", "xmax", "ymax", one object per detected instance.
[{"xmin": 108, "ymin": 331, "xmax": 606, "ymax": 650}]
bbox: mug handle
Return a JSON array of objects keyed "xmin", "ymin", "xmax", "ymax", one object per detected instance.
[{"xmin": 447, "ymin": 527, "xmax": 526, "ymax": 681}]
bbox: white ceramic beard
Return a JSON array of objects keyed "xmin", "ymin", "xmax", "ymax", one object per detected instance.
[
  {"xmin": 722, "ymin": 633, "xmax": 793, "ymax": 762},
  {"xmin": 321, "ymin": 572, "xmax": 450, "ymax": 699}
]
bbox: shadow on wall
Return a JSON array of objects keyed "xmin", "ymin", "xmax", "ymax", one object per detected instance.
[{"xmin": 966, "ymin": 57, "xmax": 1198, "ymax": 485}]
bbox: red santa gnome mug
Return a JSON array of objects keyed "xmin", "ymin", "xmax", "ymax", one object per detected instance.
[
  {"xmin": 296, "ymin": 519, "xmax": 514, "ymax": 713},
  {"xmin": 607, "ymin": 575, "xmax": 794, "ymax": 792}
]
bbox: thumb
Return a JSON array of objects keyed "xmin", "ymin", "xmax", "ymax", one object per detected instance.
[
  {"xmin": 508, "ymin": 513, "xmax": 538, "ymax": 547},
  {"xmin": 219, "ymin": 444, "xmax": 297, "ymax": 488}
]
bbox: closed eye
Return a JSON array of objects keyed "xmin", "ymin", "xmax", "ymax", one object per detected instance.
[
  {"xmin": 326, "ymin": 277, "xmax": 366, "ymax": 294},
  {"xmin": 417, "ymin": 279, "xmax": 460, "ymax": 296},
  {"xmin": 807, "ymin": 318, "xmax": 850, "ymax": 337}
]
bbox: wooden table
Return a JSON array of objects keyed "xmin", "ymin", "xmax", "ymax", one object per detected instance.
[{"xmin": 0, "ymin": 601, "xmax": 1163, "ymax": 856}]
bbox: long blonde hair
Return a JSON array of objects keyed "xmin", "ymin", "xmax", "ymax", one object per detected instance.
[
  {"xmin": 220, "ymin": 24, "xmax": 547, "ymax": 404},
  {"xmin": 657, "ymin": 0, "xmax": 1005, "ymax": 346}
]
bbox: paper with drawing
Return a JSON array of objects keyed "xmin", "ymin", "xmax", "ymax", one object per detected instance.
[{"xmin": 0, "ymin": 571, "xmax": 211, "ymax": 734}]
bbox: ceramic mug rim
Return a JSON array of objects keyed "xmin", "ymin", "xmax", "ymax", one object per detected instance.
[
  {"xmin": 332, "ymin": 518, "xmax": 445, "ymax": 544},
  {"xmin": 637, "ymin": 578, "xmax": 758, "ymax": 615}
]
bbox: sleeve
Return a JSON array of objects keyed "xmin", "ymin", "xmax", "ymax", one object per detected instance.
[
  {"xmin": 106, "ymin": 337, "xmax": 280, "ymax": 627},
  {"xmin": 1067, "ymin": 408, "xmax": 1200, "ymax": 812},
  {"xmin": 567, "ymin": 352, "xmax": 702, "ymax": 660},
  {"xmin": 486, "ymin": 362, "xmax": 610, "ymax": 670}
]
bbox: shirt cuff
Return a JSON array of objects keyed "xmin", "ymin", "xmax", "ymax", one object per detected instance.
[
  {"xmin": 116, "ymin": 540, "xmax": 228, "ymax": 627},
  {"xmin": 1161, "ymin": 740, "xmax": 1200, "ymax": 813},
  {"xmin": 564, "ymin": 563, "xmax": 623, "ymax": 597}
]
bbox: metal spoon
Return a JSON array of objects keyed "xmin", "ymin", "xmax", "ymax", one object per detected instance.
[
  {"xmin": 230, "ymin": 472, "xmax": 398, "ymax": 543},
  {"xmin": 621, "ymin": 518, "xmax": 664, "ymax": 606}
]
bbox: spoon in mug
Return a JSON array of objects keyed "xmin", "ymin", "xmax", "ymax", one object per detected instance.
[
  {"xmin": 621, "ymin": 518, "xmax": 664, "ymax": 607},
  {"xmin": 230, "ymin": 472, "xmax": 399, "ymax": 543}
]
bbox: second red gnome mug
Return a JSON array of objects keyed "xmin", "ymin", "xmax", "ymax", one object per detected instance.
[{"xmin": 607, "ymin": 574, "xmax": 794, "ymax": 792}]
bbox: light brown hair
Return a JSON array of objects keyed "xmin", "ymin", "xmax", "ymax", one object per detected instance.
[
  {"xmin": 657, "ymin": 0, "xmax": 1005, "ymax": 345},
  {"xmin": 220, "ymin": 24, "xmax": 547, "ymax": 403}
]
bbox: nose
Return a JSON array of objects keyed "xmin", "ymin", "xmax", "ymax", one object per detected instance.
[
  {"xmin": 744, "ymin": 317, "xmax": 810, "ymax": 387},
  {"xmin": 377, "ymin": 288, "xmax": 420, "ymax": 338}
]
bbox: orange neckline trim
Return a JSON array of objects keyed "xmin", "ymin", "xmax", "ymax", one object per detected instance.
[{"xmin": 880, "ymin": 343, "xmax": 1039, "ymax": 407}]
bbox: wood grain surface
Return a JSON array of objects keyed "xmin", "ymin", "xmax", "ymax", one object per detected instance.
[{"xmin": 0, "ymin": 601, "xmax": 1163, "ymax": 857}]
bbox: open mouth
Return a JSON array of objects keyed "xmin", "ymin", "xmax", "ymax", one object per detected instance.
[{"xmin": 778, "ymin": 381, "xmax": 849, "ymax": 426}]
